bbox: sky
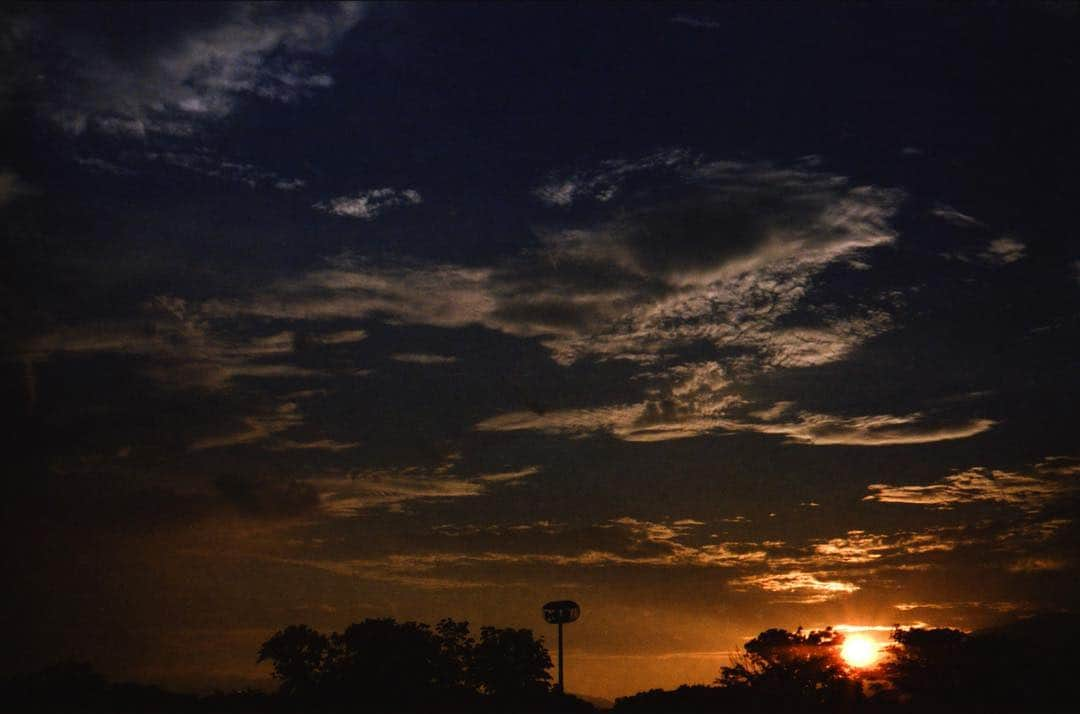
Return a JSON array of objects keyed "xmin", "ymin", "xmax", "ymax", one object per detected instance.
[{"xmin": 2, "ymin": 1, "xmax": 1079, "ymax": 701}]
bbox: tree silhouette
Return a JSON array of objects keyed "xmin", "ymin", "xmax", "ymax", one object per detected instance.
[
  {"xmin": 257, "ymin": 624, "xmax": 330, "ymax": 698},
  {"xmin": 434, "ymin": 618, "xmax": 475, "ymax": 690},
  {"xmin": 327, "ymin": 618, "xmax": 455, "ymax": 705},
  {"xmin": 715, "ymin": 627, "xmax": 862, "ymax": 712},
  {"xmin": 472, "ymin": 625, "xmax": 554, "ymax": 697},
  {"xmin": 253, "ymin": 617, "xmax": 570, "ymax": 712},
  {"xmin": 883, "ymin": 626, "xmax": 971, "ymax": 710}
]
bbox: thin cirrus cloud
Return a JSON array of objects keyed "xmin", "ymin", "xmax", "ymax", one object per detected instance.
[
  {"xmin": 308, "ymin": 461, "xmax": 543, "ymax": 516},
  {"xmin": 21, "ymin": 297, "xmax": 325, "ymax": 391},
  {"xmin": 143, "ymin": 149, "xmax": 306, "ymax": 191}
]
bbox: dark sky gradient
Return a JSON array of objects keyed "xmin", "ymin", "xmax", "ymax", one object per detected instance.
[{"xmin": 2, "ymin": 2, "xmax": 1078, "ymax": 699}]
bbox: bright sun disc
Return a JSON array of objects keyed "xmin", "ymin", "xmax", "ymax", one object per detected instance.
[{"xmin": 840, "ymin": 634, "xmax": 879, "ymax": 668}]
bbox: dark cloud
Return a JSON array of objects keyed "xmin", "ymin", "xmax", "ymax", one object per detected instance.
[{"xmin": 11, "ymin": 2, "xmax": 364, "ymax": 137}]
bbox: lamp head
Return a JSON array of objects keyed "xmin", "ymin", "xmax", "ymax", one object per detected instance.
[{"xmin": 542, "ymin": 600, "xmax": 581, "ymax": 624}]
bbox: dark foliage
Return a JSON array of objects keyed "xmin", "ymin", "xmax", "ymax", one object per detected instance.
[
  {"xmin": 614, "ymin": 615, "xmax": 1079, "ymax": 714},
  {"xmin": 255, "ymin": 617, "xmax": 579, "ymax": 713},
  {"xmin": 6, "ymin": 615, "xmax": 1077, "ymax": 713}
]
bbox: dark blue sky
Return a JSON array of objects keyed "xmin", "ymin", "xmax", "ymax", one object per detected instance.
[{"xmin": 2, "ymin": 2, "xmax": 1078, "ymax": 699}]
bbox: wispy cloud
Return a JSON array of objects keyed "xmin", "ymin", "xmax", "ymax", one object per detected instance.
[
  {"xmin": 312, "ymin": 329, "xmax": 368, "ymax": 345},
  {"xmin": 865, "ymin": 458, "xmax": 1079, "ymax": 510},
  {"xmin": 314, "ymin": 188, "xmax": 422, "ymax": 219},
  {"xmin": 22, "ymin": 296, "xmax": 319, "ymax": 390},
  {"xmin": 271, "ymin": 439, "xmax": 361, "ymax": 452},
  {"xmin": 310, "ymin": 460, "xmax": 543, "ymax": 515},
  {"xmin": 717, "ymin": 410, "xmax": 995, "ymax": 446},
  {"xmin": 893, "ymin": 600, "xmax": 1030, "ymax": 613},
  {"xmin": 480, "ymin": 399, "xmax": 994, "ymax": 448},
  {"xmin": 670, "ymin": 15, "xmax": 722, "ymax": 30},
  {"xmin": 190, "ymin": 402, "xmax": 303, "ymax": 451},
  {"xmin": 390, "ymin": 353, "xmax": 458, "ymax": 365},
  {"xmin": 477, "ymin": 362, "xmax": 743, "ymax": 442},
  {"xmin": 143, "ymin": 149, "xmax": 306, "ymax": 190},
  {"xmin": 931, "ymin": 203, "xmax": 984, "ymax": 227},
  {"xmin": 730, "ymin": 571, "xmax": 859, "ymax": 603},
  {"xmin": 532, "ymin": 148, "xmax": 692, "ymax": 206},
  {"xmin": 23, "ymin": 2, "xmax": 364, "ymax": 137}
]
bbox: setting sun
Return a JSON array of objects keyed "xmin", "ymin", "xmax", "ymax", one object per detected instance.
[{"xmin": 840, "ymin": 635, "xmax": 880, "ymax": 668}]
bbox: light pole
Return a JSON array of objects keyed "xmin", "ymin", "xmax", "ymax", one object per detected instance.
[{"xmin": 542, "ymin": 600, "xmax": 580, "ymax": 694}]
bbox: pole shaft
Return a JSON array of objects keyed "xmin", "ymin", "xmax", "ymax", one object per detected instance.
[{"xmin": 557, "ymin": 621, "xmax": 564, "ymax": 693}]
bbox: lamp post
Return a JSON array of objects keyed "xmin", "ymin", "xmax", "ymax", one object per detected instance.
[{"xmin": 542, "ymin": 600, "xmax": 580, "ymax": 694}]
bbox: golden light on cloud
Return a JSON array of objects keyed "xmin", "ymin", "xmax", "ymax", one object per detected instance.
[{"xmin": 840, "ymin": 634, "xmax": 881, "ymax": 668}]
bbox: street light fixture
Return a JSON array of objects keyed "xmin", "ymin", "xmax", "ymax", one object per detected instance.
[{"xmin": 542, "ymin": 600, "xmax": 580, "ymax": 694}]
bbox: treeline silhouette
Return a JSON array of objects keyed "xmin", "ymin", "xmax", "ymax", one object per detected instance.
[
  {"xmin": 3, "ymin": 614, "xmax": 1076, "ymax": 713},
  {"xmin": 1, "ymin": 617, "xmax": 594, "ymax": 713},
  {"xmin": 613, "ymin": 614, "xmax": 1077, "ymax": 713}
]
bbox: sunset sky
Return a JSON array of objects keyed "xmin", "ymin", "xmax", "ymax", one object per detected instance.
[{"xmin": 2, "ymin": 2, "xmax": 1078, "ymax": 701}]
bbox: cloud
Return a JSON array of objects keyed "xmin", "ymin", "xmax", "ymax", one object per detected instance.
[
  {"xmin": 390, "ymin": 353, "xmax": 458, "ymax": 365},
  {"xmin": 476, "ymin": 467, "xmax": 541, "ymax": 483},
  {"xmin": 670, "ymin": 15, "xmax": 722, "ymax": 30},
  {"xmin": 931, "ymin": 204, "xmax": 984, "ymax": 227},
  {"xmin": 22, "ymin": 296, "xmax": 320, "ymax": 390},
  {"xmin": 303, "ymin": 516, "xmax": 769, "ymax": 573},
  {"xmin": 810, "ymin": 530, "xmax": 956, "ymax": 564},
  {"xmin": 1005, "ymin": 557, "xmax": 1069, "ymax": 573},
  {"xmin": 195, "ymin": 154, "xmax": 903, "ymax": 378},
  {"xmin": 22, "ymin": 2, "xmax": 364, "ymax": 137},
  {"xmin": 893, "ymin": 601, "xmax": 1030, "ymax": 613},
  {"xmin": 480, "ymin": 397, "xmax": 995, "ymax": 447},
  {"xmin": 74, "ymin": 156, "xmax": 138, "ymax": 176},
  {"xmin": 718, "ymin": 410, "xmax": 995, "ymax": 446},
  {"xmin": 190, "ymin": 402, "xmax": 302, "ymax": 450},
  {"xmin": 202, "ymin": 258, "xmax": 497, "ymax": 328},
  {"xmin": 271, "ymin": 439, "xmax": 360, "ymax": 452},
  {"xmin": 314, "ymin": 188, "xmax": 423, "ymax": 219},
  {"xmin": 274, "ymin": 178, "xmax": 306, "ymax": 191},
  {"xmin": 980, "ymin": 237, "xmax": 1026, "ymax": 264},
  {"xmin": 730, "ymin": 571, "xmax": 859, "ymax": 603},
  {"xmin": 532, "ymin": 148, "xmax": 692, "ymax": 206},
  {"xmin": 310, "ymin": 459, "xmax": 543, "ymax": 515},
  {"xmin": 143, "ymin": 149, "xmax": 306, "ymax": 190},
  {"xmin": 517, "ymin": 158, "xmax": 904, "ymax": 366},
  {"xmin": 311, "ymin": 329, "xmax": 368, "ymax": 345},
  {"xmin": 864, "ymin": 458, "xmax": 1080, "ymax": 511},
  {"xmin": 477, "ymin": 361, "xmax": 744, "ymax": 442}
]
